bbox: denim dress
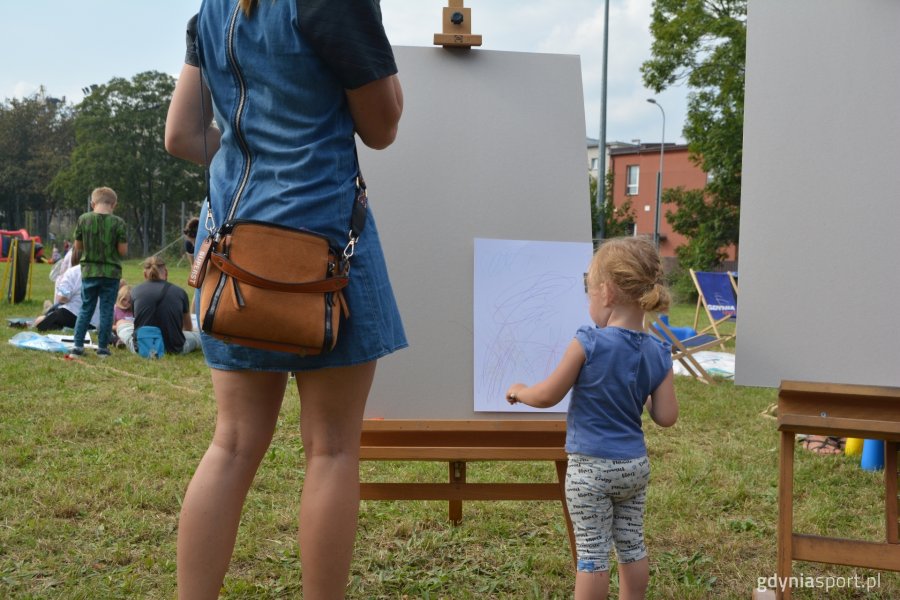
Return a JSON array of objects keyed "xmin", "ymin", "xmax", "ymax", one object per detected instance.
[{"xmin": 193, "ymin": 0, "xmax": 407, "ymax": 371}]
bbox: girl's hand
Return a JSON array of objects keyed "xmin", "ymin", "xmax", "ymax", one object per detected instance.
[{"xmin": 506, "ymin": 383, "xmax": 526, "ymax": 405}]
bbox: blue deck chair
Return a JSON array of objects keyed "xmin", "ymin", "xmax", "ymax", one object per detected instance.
[
  {"xmin": 649, "ymin": 315, "xmax": 731, "ymax": 384},
  {"xmin": 690, "ymin": 269, "xmax": 737, "ymax": 348}
]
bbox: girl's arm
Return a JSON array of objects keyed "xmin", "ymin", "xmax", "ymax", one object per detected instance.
[
  {"xmin": 506, "ymin": 339, "xmax": 585, "ymax": 409},
  {"xmin": 165, "ymin": 64, "xmax": 221, "ymax": 165},
  {"xmin": 647, "ymin": 369, "xmax": 678, "ymax": 427}
]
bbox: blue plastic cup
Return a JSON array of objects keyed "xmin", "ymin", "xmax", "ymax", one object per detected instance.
[{"xmin": 860, "ymin": 439, "xmax": 884, "ymax": 471}]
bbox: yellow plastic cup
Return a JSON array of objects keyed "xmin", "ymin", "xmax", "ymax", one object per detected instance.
[{"xmin": 845, "ymin": 437, "xmax": 864, "ymax": 457}]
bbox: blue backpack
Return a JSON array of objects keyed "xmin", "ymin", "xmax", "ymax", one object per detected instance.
[{"xmin": 136, "ymin": 326, "xmax": 165, "ymax": 359}]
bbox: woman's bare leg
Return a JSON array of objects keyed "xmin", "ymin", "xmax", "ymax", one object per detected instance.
[
  {"xmin": 177, "ymin": 369, "xmax": 288, "ymax": 600},
  {"xmin": 295, "ymin": 361, "xmax": 376, "ymax": 600}
]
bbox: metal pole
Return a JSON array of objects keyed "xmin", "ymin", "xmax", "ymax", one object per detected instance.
[
  {"xmin": 594, "ymin": 0, "xmax": 610, "ymax": 246},
  {"xmin": 647, "ymin": 99, "xmax": 665, "ymax": 249}
]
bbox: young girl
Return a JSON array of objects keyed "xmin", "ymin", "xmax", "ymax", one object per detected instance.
[
  {"xmin": 506, "ymin": 237, "xmax": 677, "ymax": 600},
  {"xmin": 112, "ymin": 284, "xmax": 134, "ymax": 348}
]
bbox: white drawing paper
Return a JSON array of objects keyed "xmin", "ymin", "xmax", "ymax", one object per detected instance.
[{"xmin": 474, "ymin": 238, "xmax": 594, "ymax": 413}]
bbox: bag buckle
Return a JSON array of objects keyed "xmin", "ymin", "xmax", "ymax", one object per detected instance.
[
  {"xmin": 343, "ymin": 231, "xmax": 358, "ymax": 261},
  {"xmin": 205, "ymin": 211, "xmax": 216, "ymax": 234}
]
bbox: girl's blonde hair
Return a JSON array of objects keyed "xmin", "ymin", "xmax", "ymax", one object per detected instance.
[
  {"xmin": 143, "ymin": 256, "xmax": 167, "ymax": 282},
  {"xmin": 115, "ymin": 284, "xmax": 132, "ymax": 310},
  {"xmin": 587, "ymin": 237, "xmax": 671, "ymax": 314}
]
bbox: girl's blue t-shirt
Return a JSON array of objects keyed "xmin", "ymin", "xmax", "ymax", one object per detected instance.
[{"xmin": 565, "ymin": 326, "xmax": 672, "ymax": 460}]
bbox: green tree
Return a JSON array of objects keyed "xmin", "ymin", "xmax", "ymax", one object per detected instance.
[
  {"xmin": 591, "ymin": 173, "xmax": 635, "ymax": 242},
  {"xmin": 641, "ymin": 0, "xmax": 746, "ymax": 269},
  {"xmin": 0, "ymin": 88, "xmax": 74, "ymax": 237},
  {"xmin": 51, "ymin": 71, "xmax": 204, "ymax": 256}
]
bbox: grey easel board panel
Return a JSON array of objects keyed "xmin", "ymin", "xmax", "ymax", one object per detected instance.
[
  {"xmin": 736, "ymin": 0, "xmax": 900, "ymax": 388},
  {"xmin": 360, "ymin": 46, "xmax": 591, "ymax": 419}
]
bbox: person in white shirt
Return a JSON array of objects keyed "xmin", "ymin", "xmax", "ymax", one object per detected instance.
[{"xmin": 33, "ymin": 264, "xmax": 99, "ymax": 331}]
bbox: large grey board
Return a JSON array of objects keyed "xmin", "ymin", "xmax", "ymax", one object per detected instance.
[
  {"xmin": 359, "ymin": 46, "xmax": 591, "ymax": 419},
  {"xmin": 737, "ymin": 1, "xmax": 900, "ymax": 387}
]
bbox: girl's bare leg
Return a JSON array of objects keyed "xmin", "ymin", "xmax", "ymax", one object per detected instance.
[
  {"xmin": 618, "ymin": 557, "xmax": 649, "ymax": 599},
  {"xmin": 575, "ymin": 570, "xmax": 610, "ymax": 599}
]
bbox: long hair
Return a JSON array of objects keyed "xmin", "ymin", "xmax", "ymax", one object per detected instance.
[{"xmin": 116, "ymin": 284, "xmax": 132, "ymax": 310}]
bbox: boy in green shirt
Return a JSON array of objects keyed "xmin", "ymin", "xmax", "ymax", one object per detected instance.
[{"xmin": 71, "ymin": 187, "xmax": 128, "ymax": 356}]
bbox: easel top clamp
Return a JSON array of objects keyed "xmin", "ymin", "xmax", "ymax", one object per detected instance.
[{"xmin": 434, "ymin": 0, "xmax": 483, "ymax": 48}]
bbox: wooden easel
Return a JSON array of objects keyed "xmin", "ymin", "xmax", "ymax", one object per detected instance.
[
  {"xmin": 359, "ymin": 419, "xmax": 576, "ymax": 563},
  {"xmin": 758, "ymin": 381, "xmax": 900, "ymax": 599},
  {"xmin": 433, "ymin": 0, "xmax": 482, "ymax": 48}
]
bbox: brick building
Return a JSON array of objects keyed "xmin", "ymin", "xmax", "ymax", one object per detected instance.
[{"xmin": 605, "ymin": 143, "xmax": 736, "ymax": 268}]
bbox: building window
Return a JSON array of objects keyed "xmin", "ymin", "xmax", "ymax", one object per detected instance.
[
  {"xmin": 590, "ymin": 157, "xmax": 598, "ymax": 171},
  {"xmin": 626, "ymin": 165, "xmax": 639, "ymax": 195}
]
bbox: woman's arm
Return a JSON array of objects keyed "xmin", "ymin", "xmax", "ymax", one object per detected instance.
[
  {"xmin": 165, "ymin": 64, "xmax": 221, "ymax": 165},
  {"xmin": 346, "ymin": 74, "xmax": 403, "ymax": 150},
  {"xmin": 506, "ymin": 339, "xmax": 585, "ymax": 409},
  {"xmin": 647, "ymin": 370, "xmax": 678, "ymax": 427}
]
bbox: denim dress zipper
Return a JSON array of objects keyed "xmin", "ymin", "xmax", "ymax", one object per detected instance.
[
  {"xmin": 204, "ymin": 1, "xmax": 253, "ymax": 331},
  {"xmin": 224, "ymin": 1, "xmax": 252, "ymax": 222}
]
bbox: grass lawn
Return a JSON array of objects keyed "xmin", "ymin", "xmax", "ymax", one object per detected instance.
[{"xmin": 0, "ymin": 260, "xmax": 897, "ymax": 598}]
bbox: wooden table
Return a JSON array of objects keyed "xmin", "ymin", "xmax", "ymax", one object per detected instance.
[
  {"xmin": 359, "ymin": 419, "xmax": 575, "ymax": 563},
  {"xmin": 769, "ymin": 381, "xmax": 900, "ymax": 599}
]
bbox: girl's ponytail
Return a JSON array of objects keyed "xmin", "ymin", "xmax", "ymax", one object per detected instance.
[{"xmin": 639, "ymin": 281, "xmax": 671, "ymax": 314}]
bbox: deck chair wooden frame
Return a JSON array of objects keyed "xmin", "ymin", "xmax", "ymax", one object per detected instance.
[
  {"xmin": 649, "ymin": 315, "xmax": 734, "ymax": 385},
  {"xmin": 728, "ymin": 271, "xmax": 738, "ymax": 295},
  {"xmin": 690, "ymin": 269, "xmax": 737, "ymax": 349}
]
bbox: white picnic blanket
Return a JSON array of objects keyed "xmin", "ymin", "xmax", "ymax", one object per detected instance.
[
  {"xmin": 673, "ymin": 351, "xmax": 735, "ymax": 379},
  {"xmin": 9, "ymin": 331, "xmax": 95, "ymax": 353}
]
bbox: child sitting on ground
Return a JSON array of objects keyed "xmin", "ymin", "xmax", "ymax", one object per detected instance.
[{"xmin": 112, "ymin": 284, "xmax": 134, "ymax": 348}]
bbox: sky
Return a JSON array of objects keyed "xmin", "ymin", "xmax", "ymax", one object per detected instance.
[{"xmin": 0, "ymin": 0, "xmax": 687, "ymax": 145}]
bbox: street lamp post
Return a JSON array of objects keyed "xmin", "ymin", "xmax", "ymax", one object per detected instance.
[
  {"xmin": 647, "ymin": 98, "xmax": 665, "ymax": 249},
  {"xmin": 594, "ymin": 0, "xmax": 610, "ymax": 246}
]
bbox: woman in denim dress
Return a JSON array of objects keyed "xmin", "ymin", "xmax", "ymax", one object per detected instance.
[{"xmin": 165, "ymin": 1, "xmax": 405, "ymax": 597}]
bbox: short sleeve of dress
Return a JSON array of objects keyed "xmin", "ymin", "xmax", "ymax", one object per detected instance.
[
  {"xmin": 574, "ymin": 326, "xmax": 595, "ymax": 363},
  {"xmin": 184, "ymin": 13, "xmax": 199, "ymax": 67},
  {"xmin": 298, "ymin": 0, "xmax": 398, "ymax": 90},
  {"xmin": 655, "ymin": 336, "xmax": 673, "ymax": 370},
  {"xmin": 650, "ymin": 336, "xmax": 674, "ymax": 391}
]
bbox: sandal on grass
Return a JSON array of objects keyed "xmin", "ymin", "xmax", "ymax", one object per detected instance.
[{"xmin": 799, "ymin": 435, "xmax": 844, "ymax": 455}]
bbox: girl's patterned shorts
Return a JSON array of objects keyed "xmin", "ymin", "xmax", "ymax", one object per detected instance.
[{"xmin": 565, "ymin": 453, "xmax": 651, "ymax": 573}]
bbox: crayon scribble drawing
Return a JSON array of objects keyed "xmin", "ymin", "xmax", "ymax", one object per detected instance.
[{"xmin": 473, "ymin": 238, "xmax": 594, "ymax": 413}]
